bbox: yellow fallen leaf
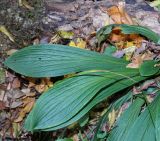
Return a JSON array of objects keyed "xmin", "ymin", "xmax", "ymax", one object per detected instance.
[
  {"xmin": 58, "ymin": 30, "xmax": 74, "ymax": 39},
  {"xmin": 126, "ymin": 42, "xmax": 134, "ymax": 48},
  {"xmin": 76, "ymin": 38, "xmax": 86, "ymax": 49},
  {"xmin": 69, "ymin": 41, "xmax": 76, "ymax": 47},
  {"xmin": 150, "ymin": 0, "xmax": 160, "ymax": 7},
  {"xmin": 69, "ymin": 38, "xmax": 86, "ymax": 49},
  {"xmin": 0, "ymin": 25, "xmax": 15, "ymax": 42},
  {"xmin": 108, "ymin": 109, "xmax": 116, "ymax": 128}
]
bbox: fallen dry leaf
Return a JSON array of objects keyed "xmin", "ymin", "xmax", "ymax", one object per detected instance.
[
  {"xmin": 106, "ymin": 2, "xmax": 133, "ymax": 24},
  {"xmin": 69, "ymin": 38, "xmax": 86, "ymax": 49},
  {"xmin": 108, "ymin": 109, "xmax": 116, "ymax": 128},
  {"xmin": 0, "ymin": 101, "xmax": 6, "ymax": 110},
  {"xmin": 10, "ymin": 101, "xmax": 23, "ymax": 109},
  {"xmin": 12, "ymin": 122, "xmax": 21, "ymax": 138},
  {"xmin": 20, "ymin": 0, "xmax": 34, "ymax": 10},
  {"xmin": 12, "ymin": 78, "xmax": 21, "ymax": 89},
  {"xmin": 126, "ymin": 54, "xmax": 143, "ymax": 68},
  {"xmin": 14, "ymin": 97, "xmax": 35, "ymax": 122},
  {"xmin": 0, "ymin": 25, "xmax": 15, "ymax": 42},
  {"xmin": 6, "ymin": 49, "xmax": 18, "ymax": 56}
]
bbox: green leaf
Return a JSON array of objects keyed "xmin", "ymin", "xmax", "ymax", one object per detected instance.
[
  {"xmin": 42, "ymin": 75, "xmax": 146, "ymax": 131},
  {"xmin": 103, "ymin": 45, "xmax": 116, "ymax": 57},
  {"xmin": 107, "ymin": 98, "xmax": 145, "ymax": 141},
  {"xmin": 56, "ymin": 138, "xmax": 73, "ymax": 141},
  {"xmin": 4, "ymin": 44, "xmax": 127, "ymax": 77},
  {"xmin": 92, "ymin": 91, "xmax": 132, "ymax": 141},
  {"xmin": 139, "ymin": 60, "xmax": 159, "ymax": 76},
  {"xmin": 25, "ymin": 71, "xmax": 125, "ymax": 131},
  {"xmin": 25, "ymin": 69, "xmax": 146, "ymax": 131},
  {"xmin": 97, "ymin": 24, "xmax": 160, "ymax": 45},
  {"xmin": 123, "ymin": 91, "xmax": 160, "ymax": 141},
  {"xmin": 78, "ymin": 114, "xmax": 89, "ymax": 127}
]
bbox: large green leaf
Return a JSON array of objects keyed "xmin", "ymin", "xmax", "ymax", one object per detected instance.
[
  {"xmin": 25, "ymin": 69, "xmax": 146, "ymax": 131},
  {"xmin": 123, "ymin": 92, "xmax": 160, "ymax": 141},
  {"xmin": 4, "ymin": 44, "xmax": 127, "ymax": 77},
  {"xmin": 107, "ymin": 98, "xmax": 145, "ymax": 141},
  {"xmin": 92, "ymin": 91, "xmax": 132, "ymax": 141},
  {"xmin": 97, "ymin": 24, "xmax": 160, "ymax": 45},
  {"xmin": 139, "ymin": 60, "xmax": 160, "ymax": 76},
  {"xmin": 41, "ymin": 75, "xmax": 146, "ymax": 132}
]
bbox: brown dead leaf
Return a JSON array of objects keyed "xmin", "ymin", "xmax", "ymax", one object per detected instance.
[
  {"xmin": 27, "ymin": 78, "xmax": 53, "ymax": 93},
  {"xmin": 12, "ymin": 78, "xmax": 21, "ymax": 89},
  {"xmin": 0, "ymin": 101, "xmax": 6, "ymax": 110},
  {"xmin": 106, "ymin": 2, "xmax": 133, "ymax": 24},
  {"xmin": 14, "ymin": 97, "xmax": 35, "ymax": 122},
  {"xmin": 117, "ymin": 2, "xmax": 133, "ymax": 24},
  {"xmin": 35, "ymin": 79, "xmax": 48, "ymax": 93}
]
